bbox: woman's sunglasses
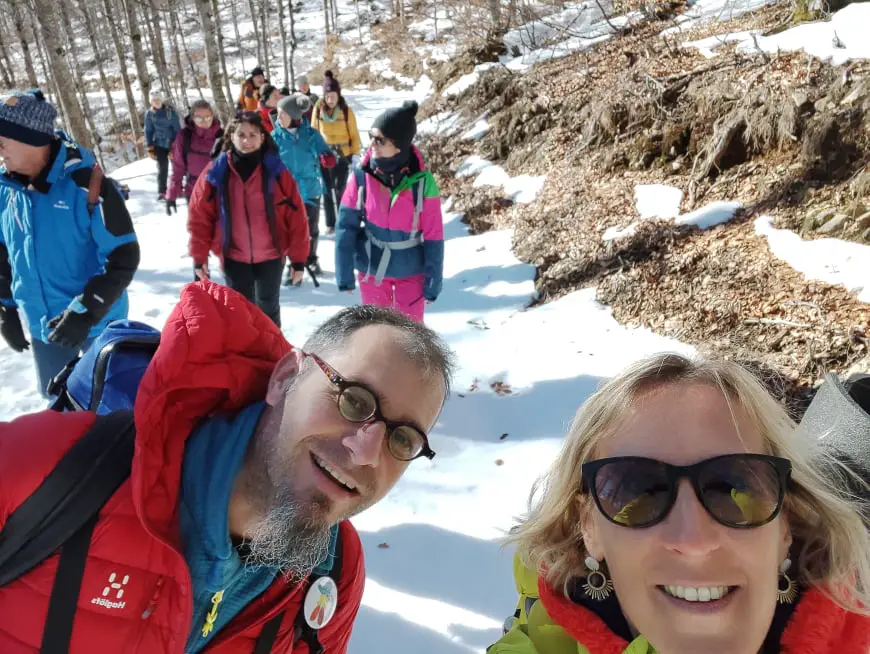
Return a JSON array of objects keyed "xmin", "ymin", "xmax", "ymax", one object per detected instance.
[
  {"xmin": 369, "ymin": 132, "xmax": 388, "ymax": 146},
  {"xmin": 581, "ymin": 454, "xmax": 792, "ymax": 529},
  {"xmin": 303, "ymin": 351, "xmax": 435, "ymax": 462},
  {"xmin": 193, "ymin": 115, "xmax": 213, "ymax": 124}
]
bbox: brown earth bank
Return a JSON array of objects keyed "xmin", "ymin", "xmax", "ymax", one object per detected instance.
[{"xmin": 420, "ymin": 2, "xmax": 870, "ymax": 415}]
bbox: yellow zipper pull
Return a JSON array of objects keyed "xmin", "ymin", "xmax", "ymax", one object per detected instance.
[{"xmin": 201, "ymin": 590, "xmax": 225, "ymax": 638}]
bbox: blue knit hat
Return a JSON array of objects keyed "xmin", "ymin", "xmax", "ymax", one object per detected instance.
[{"xmin": 0, "ymin": 89, "xmax": 57, "ymax": 147}]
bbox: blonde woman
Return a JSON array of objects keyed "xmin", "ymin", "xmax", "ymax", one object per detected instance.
[{"xmin": 494, "ymin": 354, "xmax": 870, "ymax": 654}]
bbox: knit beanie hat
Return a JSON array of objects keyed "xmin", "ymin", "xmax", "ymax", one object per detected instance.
[
  {"xmin": 372, "ymin": 101, "xmax": 419, "ymax": 150},
  {"xmin": 323, "ymin": 70, "xmax": 341, "ymax": 95},
  {"xmin": 0, "ymin": 89, "xmax": 57, "ymax": 147},
  {"xmin": 277, "ymin": 94, "xmax": 312, "ymax": 121},
  {"xmin": 297, "ymin": 74, "xmax": 309, "ymax": 87}
]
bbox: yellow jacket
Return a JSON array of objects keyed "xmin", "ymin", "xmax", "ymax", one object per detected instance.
[
  {"xmin": 311, "ymin": 100, "xmax": 361, "ymax": 157},
  {"xmin": 492, "ymin": 555, "xmax": 654, "ymax": 654}
]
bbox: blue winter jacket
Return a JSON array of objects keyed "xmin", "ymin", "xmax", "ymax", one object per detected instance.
[
  {"xmin": 271, "ymin": 121, "xmax": 332, "ymax": 204},
  {"xmin": 145, "ymin": 106, "xmax": 180, "ymax": 150},
  {"xmin": 0, "ymin": 136, "xmax": 139, "ymax": 342}
]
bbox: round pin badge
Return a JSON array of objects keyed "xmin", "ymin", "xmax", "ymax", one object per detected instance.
[{"xmin": 304, "ymin": 576, "xmax": 339, "ymax": 629}]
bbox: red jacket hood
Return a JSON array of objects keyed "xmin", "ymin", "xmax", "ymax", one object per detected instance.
[
  {"xmin": 539, "ymin": 579, "xmax": 870, "ymax": 654},
  {"xmin": 132, "ymin": 281, "xmax": 292, "ymax": 543}
]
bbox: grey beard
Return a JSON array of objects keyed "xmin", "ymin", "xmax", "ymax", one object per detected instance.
[{"xmin": 242, "ymin": 499, "xmax": 332, "ymax": 582}]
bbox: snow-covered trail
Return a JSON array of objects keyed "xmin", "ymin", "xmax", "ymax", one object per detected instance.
[{"xmin": 0, "ymin": 89, "xmax": 692, "ymax": 653}]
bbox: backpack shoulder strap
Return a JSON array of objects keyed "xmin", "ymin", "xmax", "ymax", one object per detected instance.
[
  {"xmin": 0, "ymin": 410, "xmax": 136, "ymax": 587},
  {"xmin": 411, "ymin": 179, "xmax": 425, "ymax": 235},
  {"xmin": 355, "ymin": 167, "xmax": 366, "ymax": 215},
  {"xmin": 86, "ymin": 163, "xmax": 104, "ymax": 215},
  {"xmin": 183, "ymin": 128, "xmax": 193, "ymax": 167},
  {"xmin": 291, "ymin": 528, "xmax": 345, "ymax": 654}
]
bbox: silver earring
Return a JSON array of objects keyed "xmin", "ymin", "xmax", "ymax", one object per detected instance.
[
  {"xmin": 582, "ymin": 556, "xmax": 613, "ymax": 601},
  {"xmin": 777, "ymin": 558, "xmax": 797, "ymax": 604}
]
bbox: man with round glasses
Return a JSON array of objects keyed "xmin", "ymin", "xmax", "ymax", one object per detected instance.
[{"xmin": 0, "ymin": 282, "xmax": 454, "ymax": 652}]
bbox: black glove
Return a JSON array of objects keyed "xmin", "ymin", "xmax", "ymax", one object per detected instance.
[
  {"xmin": 166, "ymin": 199, "xmax": 177, "ymax": 215},
  {"xmin": 47, "ymin": 308, "xmax": 94, "ymax": 349},
  {"xmin": 0, "ymin": 306, "xmax": 30, "ymax": 352}
]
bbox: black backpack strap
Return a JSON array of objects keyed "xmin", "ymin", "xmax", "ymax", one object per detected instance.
[
  {"xmin": 252, "ymin": 611, "xmax": 285, "ymax": 654},
  {"xmin": 39, "ymin": 514, "xmax": 100, "ymax": 654},
  {"xmin": 292, "ymin": 528, "xmax": 345, "ymax": 654},
  {"xmin": 0, "ymin": 410, "xmax": 136, "ymax": 587}
]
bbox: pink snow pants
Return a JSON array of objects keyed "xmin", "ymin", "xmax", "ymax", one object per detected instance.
[{"xmin": 358, "ymin": 273, "xmax": 426, "ymax": 323}]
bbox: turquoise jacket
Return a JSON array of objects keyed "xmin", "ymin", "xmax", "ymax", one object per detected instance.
[{"xmin": 271, "ymin": 121, "xmax": 333, "ymax": 205}]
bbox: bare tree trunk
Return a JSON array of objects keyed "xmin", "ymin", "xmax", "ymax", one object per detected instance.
[
  {"xmin": 102, "ymin": 0, "xmax": 144, "ymax": 158},
  {"xmin": 76, "ymin": 0, "xmax": 129, "ymax": 162},
  {"xmin": 230, "ymin": 0, "xmax": 246, "ymax": 76},
  {"xmin": 32, "ymin": 19, "xmax": 58, "ymax": 110},
  {"xmin": 58, "ymin": 1, "xmax": 103, "ymax": 163},
  {"xmin": 212, "ymin": 0, "xmax": 234, "ymax": 105},
  {"xmin": 31, "ymin": 0, "xmax": 91, "ymax": 147},
  {"xmin": 167, "ymin": 0, "xmax": 193, "ymax": 107},
  {"xmin": 177, "ymin": 8, "xmax": 206, "ymax": 101},
  {"xmin": 278, "ymin": 0, "xmax": 289, "ymax": 85},
  {"xmin": 122, "ymin": 0, "xmax": 152, "ymax": 108},
  {"xmin": 150, "ymin": 3, "xmax": 177, "ymax": 109},
  {"xmin": 323, "ymin": 0, "xmax": 331, "ymax": 34},
  {"xmin": 10, "ymin": 0, "xmax": 39, "ymax": 88},
  {"xmin": 354, "ymin": 0, "xmax": 362, "ymax": 44},
  {"xmin": 288, "ymin": 0, "xmax": 297, "ymax": 88},
  {"xmin": 259, "ymin": 0, "xmax": 269, "ymax": 72},
  {"xmin": 248, "ymin": 0, "xmax": 263, "ymax": 64},
  {"xmin": 0, "ymin": 19, "xmax": 16, "ymax": 87},
  {"xmin": 487, "ymin": 0, "xmax": 501, "ymax": 27},
  {"xmin": 332, "ymin": 0, "xmax": 339, "ymax": 33},
  {"xmin": 194, "ymin": 0, "xmax": 232, "ymax": 122}
]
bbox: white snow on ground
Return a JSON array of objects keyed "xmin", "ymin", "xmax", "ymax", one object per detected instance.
[
  {"xmin": 503, "ymin": 12, "xmax": 643, "ymax": 72},
  {"xmin": 418, "ymin": 111, "xmax": 464, "ymax": 137},
  {"xmin": 462, "ymin": 117, "xmax": 491, "ymax": 141},
  {"xmin": 0, "ymin": 86, "xmax": 695, "ymax": 653},
  {"xmin": 662, "ymin": 0, "xmax": 778, "ymax": 35},
  {"xmin": 635, "ymin": 184, "xmax": 684, "ymax": 220},
  {"xmin": 754, "ymin": 216, "xmax": 870, "ymax": 303},
  {"xmin": 676, "ymin": 200, "xmax": 742, "ymax": 229},
  {"xmin": 604, "ymin": 187, "xmax": 741, "ymax": 242},
  {"xmin": 737, "ymin": 2, "xmax": 870, "ymax": 65},
  {"xmin": 681, "ymin": 4, "xmax": 870, "ymax": 65},
  {"xmin": 683, "ymin": 30, "xmax": 762, "ymax": 58},
  {"xmin": 443, "ymin": 64, "xmax": 500, "ymax": 98},
  {"xmin": 458, "ymin": 155, "xmax": 547, "ymax": 205}
]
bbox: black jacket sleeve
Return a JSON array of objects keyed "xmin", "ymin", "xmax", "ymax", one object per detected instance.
[
  {"xmin": 72, "ymin": 167, "xmax": 141, "ymax": 321},
  {"xmin": 0, "ymin": 242, "xmax": 13, "ymax": 306}
]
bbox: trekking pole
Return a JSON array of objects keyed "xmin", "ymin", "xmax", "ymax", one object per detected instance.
[{"xmin": 305, "ymin": 264, "xmax": 321, "ymax": 288}]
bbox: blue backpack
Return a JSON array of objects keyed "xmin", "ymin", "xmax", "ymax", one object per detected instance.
[{"xmin": 48, "ymin": 320, "xmax": 161, "ymax": 413}]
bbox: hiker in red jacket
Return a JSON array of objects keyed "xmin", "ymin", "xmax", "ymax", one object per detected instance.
[
  {"xmin": 166, "ymin": 99, "xmax": 223, "ymax": 215},
  {"xmin": 0, "ymin": 281, "xmax": 455, "ymax": 653},
  {"xmin": 188, "ymin": 112, "xmax": 309, "ymax": 327}
]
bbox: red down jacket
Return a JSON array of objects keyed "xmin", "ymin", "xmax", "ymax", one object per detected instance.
[{"xmin": 0, "ymin": 282, "xmax": 365, "ymax": 652}]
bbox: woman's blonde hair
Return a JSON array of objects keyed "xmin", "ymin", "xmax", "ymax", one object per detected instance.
[{"xmin": 507, "ymin": 352, "xmax": 870, "ymax": 614}]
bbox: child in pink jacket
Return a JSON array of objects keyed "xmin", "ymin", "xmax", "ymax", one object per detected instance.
[{"xmin": 334, "ymin": 101, "xmax": 444, "ymax": 323}]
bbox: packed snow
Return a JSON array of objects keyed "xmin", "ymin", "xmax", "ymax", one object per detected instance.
[
  {"xmin": 0, "ymin": 84, "xmax": 696, "ymax": 653},
  {"xmin": 754, "ymin": 216, "xmax": 870, "ymax": 303},
  {"xmin": 457, "ymin": 155, "xmax": 547, "ymax": 205},
  {"xmin": 604, "ymin": 187, "xmax": 741, "ymax": 242},
  {"xmin": 680, "ymin": 4, "xmax": 870, "ymax": 65},
  {"xmin": 443, "ymin": 64, "xmax": 500, "ymax": 98},
  {"xmin": 662, "ymin": 0, "xmax": 778, "ymax": 35}
]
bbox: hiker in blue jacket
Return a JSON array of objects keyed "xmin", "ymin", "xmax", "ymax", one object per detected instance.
[
  {"xmin": 272, "ymin": 93, "xmax": 337, "ymax": 283},
  {"xmin": 0, "ymin": 90, "xmax": 140, "ymax": 397},
  {"xmin": 144, "ymin": 90, "xmax": 180, "ymax": 200}
]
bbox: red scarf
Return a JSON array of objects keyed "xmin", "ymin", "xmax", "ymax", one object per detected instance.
[{"xmin": 539, "ymin": 580, "xmax": 870, "ymax": 653}]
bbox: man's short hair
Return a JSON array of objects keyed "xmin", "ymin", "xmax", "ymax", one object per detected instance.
[{"xmin": 302, "ymin": 305, "xmax": 455, "ymax": 396}]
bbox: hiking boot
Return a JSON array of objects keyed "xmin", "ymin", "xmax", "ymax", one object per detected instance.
[{"xmin": 158, "ymin": 192, "xmax": 166, "ymax": 201}]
